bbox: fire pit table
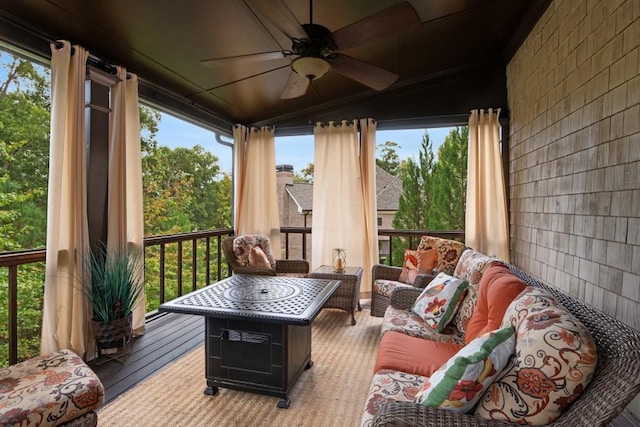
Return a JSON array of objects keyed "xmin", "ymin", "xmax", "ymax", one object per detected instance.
[{"xmin": 159, "ymin": 274, "xmax": 340, "ymax": 408}]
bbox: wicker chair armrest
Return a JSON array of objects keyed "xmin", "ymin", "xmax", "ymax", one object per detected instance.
[
  {"xmin": 389, "ymin": 287, "xmax": 423, "ymax": 310},
  {"xmin": 275, "ymin": 259, "xmax": 309, "ymax": 274},
  {"xmin": 228, "ymin": 265, "xmax": 277, "ymax": 276},
  {"xmin": 373, "ymin": 401, "xmax": 517, "ymax": 427},
  {"xmin": 372, "ymin": 264, "xmax": 403, "ymax": 282},
  {"xmin": 412, "ymin": 273, "xmax": 436, "ymax": 289}
]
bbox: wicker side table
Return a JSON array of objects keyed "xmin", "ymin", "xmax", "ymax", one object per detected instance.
[{"xmin": 308, "ymin": 265, "xmax": 363, "ymax": 325}]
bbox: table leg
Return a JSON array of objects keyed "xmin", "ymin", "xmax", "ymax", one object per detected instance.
[
  {"xmin": 277, "ymin": 398, "xmax": 291, "ymax": 409},
  {"xmin": 204, "ymin": 385, "xmax": 219, "ymax": 396}
]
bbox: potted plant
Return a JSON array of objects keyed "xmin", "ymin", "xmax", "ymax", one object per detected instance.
[{"xmin": 82, "ymin": 242, "xmax": 144, "ymax": 357}]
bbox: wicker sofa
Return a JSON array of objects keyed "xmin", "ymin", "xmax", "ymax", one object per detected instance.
[{"xmin": 362, "ymin": 250, "xmax": 640, "ymax": 427}]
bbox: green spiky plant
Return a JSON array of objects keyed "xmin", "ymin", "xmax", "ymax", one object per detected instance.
[{"xmin": 83, "ymin": 243, "xmax": 144, "ymax": 322}]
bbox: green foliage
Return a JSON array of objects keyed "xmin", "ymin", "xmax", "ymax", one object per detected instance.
[
  {"xmin": 142, "ymin": 144, "xmax": 230, "ymax": 234},
  {"xmin": 0, "ymin": 263, "xmax": 45, "ymax": 367},
  {"xmin": 140, "ymin": 105, "xmax": 160, "ymax": 154},
  {"xmin": 81, "ymin": 243, "xmax": 144, "ymax": 322},
  {"xmin": 376, "ymin": 140, "xmax": 401, "ymax": 175},
  {"xmin": 0, "ymin": 52, "xmax": 50, "ymax": 251},
  {"xmin": 428, "ymin": 127, "xmax": 468, "ymax": 230},
  {"xmin": 393, "ymin": 132, "xmax": 435, "ymax": 230},
  {"xmin": 392, "ymin": 128, "xmax": 468, "ymax": 233},
  {"xmin": 294, "ymin": 163, "xmax": 314, "ymax": 183}
]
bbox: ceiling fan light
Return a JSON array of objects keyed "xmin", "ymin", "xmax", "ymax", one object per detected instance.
[{"xmin": 291, "ymin": 57, "xmax": 331, "ymax": 80}]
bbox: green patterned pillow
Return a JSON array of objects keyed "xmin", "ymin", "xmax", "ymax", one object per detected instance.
[
  {"xmin": 414, "ymin": 326, "xmax": 516, "ymax": 413},
  {"xmin": 412, "ymin": 272, "xmax": 468, "ymax": 332}
]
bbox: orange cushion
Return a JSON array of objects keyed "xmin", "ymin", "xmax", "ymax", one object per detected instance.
[
  {"xmin": 398, "ymin": 249, "xmax": 438, "ymax": 285},
  {"xmin": 374, "ymin": 331, "xmax": 463, "ymax": 377},
  {"xmin": 464, "ymin": 264, "xmax": 527, "ymax": 344}
]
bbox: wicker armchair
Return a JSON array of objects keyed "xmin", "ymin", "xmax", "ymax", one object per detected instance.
[
  {"xmin": 221, "ymin": 235, "xmax": 309, "ymax": 276},
  {"xmin": 370, "ymin": 265, "xmax": 434, "ymax": 316},
  {"xmin": 370, "ymin": 264, "xmax": 640, "ymax": 426},
  {"xmin": 370, "ymin": 236, "xmax": 467, "ymax": 317}
]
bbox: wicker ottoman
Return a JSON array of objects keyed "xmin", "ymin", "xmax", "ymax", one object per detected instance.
[{"xmin": 0, "ymin": 349, "xmax": 105, "ymax": 427}]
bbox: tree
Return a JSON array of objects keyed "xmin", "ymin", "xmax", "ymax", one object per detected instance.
[
  {"xmin": 392, "ymin": 131, "xmax": 436, "ymax": 230},
  {"xmin": 376, "ymin": 140, "xmax": 401, "ymax": 175},
  {"xmin": 428, "ymin": 127, "xmax": 468, "ymax": 230},
  {"xmin": 294, "ymin": 163, "xmax": 314, "ymax": 183},
  {"xmin": 0, "ymin": 52, "xmax": 50, "ymax": 249},
  {"xmin": 140, "ymin": 105, "xmax": 160, "ymax": 154}
]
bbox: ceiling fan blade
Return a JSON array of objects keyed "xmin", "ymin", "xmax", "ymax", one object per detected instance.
[
  {"xmin": 330, "ymin": 54, "xmax": 398, "ymax": 91},
  {"xmin": 332, "ymin": 2, "xmax": 421, "ymax": 51},
  {"xmin": 280, "ymin": 71, "xmax": 310, "ymax": 99},
  {"xmin": 201, "ymin": 51, "xmax": 286, "ymax": 68},
  {"xmin": 250, "ymin": 0, "xmax": 308, "ymax": 40}
]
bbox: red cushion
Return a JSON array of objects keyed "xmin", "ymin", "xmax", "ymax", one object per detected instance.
[
  {"xmin": 374, "ymin": 331, "xmax": 463, "ymax": 377},
  {"xmin": 464, "ymin": 264, "xmax": 527, "ymax": 344}
]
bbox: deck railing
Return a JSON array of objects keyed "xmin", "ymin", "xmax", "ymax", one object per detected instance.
[{"xmin": 0, "ymin": 227, "xmax": 463, "ymax": 366}]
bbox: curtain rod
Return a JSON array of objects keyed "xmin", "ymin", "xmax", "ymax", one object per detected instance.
[{"xmin": 53, "ymin": 40, "xmax": 129, "ymax": 79}]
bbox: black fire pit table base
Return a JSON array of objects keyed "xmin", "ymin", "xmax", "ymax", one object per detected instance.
[{"xmin": 159, "ymin": 275, "xmax": 340, "ymax": 408}]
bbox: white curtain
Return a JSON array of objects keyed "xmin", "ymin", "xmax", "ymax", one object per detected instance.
[
  {"xmin": 466, "ymin": 108, "xmax": 510, "ymax": 261},
  {"xmin": 41, "ymin": 41, "xmax": 92, "ymax": 358},
  {"xmin": 233, "ymin": 125, "xmax": 282, "ymax": 254},
  {"xmin": 312, "ymin": 119, "xmax": 378, "ymax": 292},
  {"xmin": 107, "ymin": 66, "xmax": 146, "ymax": 335}
]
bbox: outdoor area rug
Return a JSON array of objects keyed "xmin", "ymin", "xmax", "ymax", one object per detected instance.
[{"xmin": 97, "ymin": 308, "xmax": 383, "ymax": 426}]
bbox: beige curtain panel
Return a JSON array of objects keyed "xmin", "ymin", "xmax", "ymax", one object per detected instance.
[
  {"xmin": 312, "ymin": 119, "xmax": 378, "ymax": 291},
  {"xmin": 232, "ymin": 125, "xmax": 282, "ymax": 253},
  {"xmin": 41, "ymin": 41, "xmax": 93, "ymax": 359},
  {"xmin": 107, "ymin": 66, "xmax": 146, "ymax": 336},
  {"xmin": 358, "ymin": 118, "xmax": 379, "ymax": 293},
  {"xmin": 466, "ymin": 108, "xmax": 510, "ymax": 262}
]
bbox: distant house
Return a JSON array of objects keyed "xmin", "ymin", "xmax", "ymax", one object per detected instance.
[{"xmin": 276, "ymin": 164, "xmax": 402, "ymax": 262}]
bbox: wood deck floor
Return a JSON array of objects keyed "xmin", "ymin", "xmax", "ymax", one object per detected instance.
[
  {"xmin": 89, "ymin": 312, "xmax": 640, "ymax": 427},
  {"xmin": 89, "ymin": 313, "xmax": 204, "ymax": 405}
]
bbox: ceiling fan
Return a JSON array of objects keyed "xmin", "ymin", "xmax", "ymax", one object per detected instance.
[{"xmin": 201, "ymin": 0, "xmax": 421, "ymax": 99}]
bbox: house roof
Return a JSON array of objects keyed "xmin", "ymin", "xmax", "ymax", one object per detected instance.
[
  {"xmin": 0, "ymin": 0, "xmax": 551, "ymax": 135},
  {"xmin": 375, "ymin": 167, "xmax": 403, "ymax": 211},
  {"xmin": 285, "ymin": 165, "xmax": 401, "ymax": 212}
]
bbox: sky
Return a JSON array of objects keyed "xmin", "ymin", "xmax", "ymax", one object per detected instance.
[{"xmin": 155, "ymin": 113, "xmax": 454, "ymax": 174}]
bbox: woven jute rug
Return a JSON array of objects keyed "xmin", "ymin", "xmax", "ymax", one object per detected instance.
[{"xmin": 97, "ymin": 308, "xmax": 383, "ymax": 427}]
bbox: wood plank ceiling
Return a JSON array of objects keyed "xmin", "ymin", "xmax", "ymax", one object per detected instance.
[{"xmin": 0, "ymin": 0, "xmax": 551, "ymax": 134}]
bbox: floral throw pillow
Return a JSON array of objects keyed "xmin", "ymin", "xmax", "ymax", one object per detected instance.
[
  {"xmin": 474, "ymin": 287, "xmax": 598, "ymax": 425},
  {"xmin": 398, "ymin": 249, "xmax": 437, "ymax": 285},
  {"xmin": 232, "ymin": 235, "xmax": 276, "ymax": 269},
  {"xmin": 414, "ymin": 326, "xmax": 516, "ymax": 413},
  {"xmin": 412, "ymin": 272, "xmax": 469, "ymax": 332},
  {"xmin": 416, "ymin": 236, "xmax": 466, "ymax": 276}
]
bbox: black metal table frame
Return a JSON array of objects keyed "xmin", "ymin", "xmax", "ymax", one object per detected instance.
[{"xmin": 159, "ymin": 275, "xmax": 340, "ymax": 408}]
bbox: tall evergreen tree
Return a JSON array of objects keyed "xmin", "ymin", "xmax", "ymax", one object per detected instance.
[
  {"xmin": 392, "ymin": 131, "xmax": 435, "ymax": 230},
  {"xmin": 428, "ymin": 127, "xmax": 468, "ymax": 230}
]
